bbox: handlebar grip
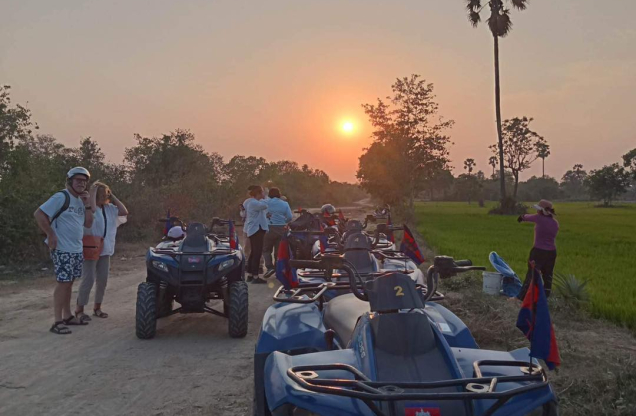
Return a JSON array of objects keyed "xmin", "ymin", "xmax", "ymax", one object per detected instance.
[
  {"xmin": 455, "ymin": 260, "xmax": 473, "ymax": 267},
  {"xmin": 289, "ymin": 259, "xmax": 322, "ymax": 269}
]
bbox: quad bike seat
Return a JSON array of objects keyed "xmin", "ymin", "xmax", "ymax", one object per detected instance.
[
  {"xmin": 342, "ymin": 231, "xmax": 376, "ymax": 274},
  {"xmin": 323, "ymin": 293, "xmax": 370, "ymax": 347},
  {"xmin": 182, "ymin": 223, "xmax": 209, "ymax": 252}
]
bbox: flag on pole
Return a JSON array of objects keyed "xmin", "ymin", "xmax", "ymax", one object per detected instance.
[
  {"xmin": 516, "ymin": 265, "xmax": 561, "ymax": 370},
  {"xmin": 386, "ymin": 212, "xmax": 395, "ymax": 243},
  {"xmin": 318, "ymin": 223, "xmax": 328, "ymax": 254},
  {"xmin": 338, "ymin": 210, "xmax": 346, "ymax": 223},
  {"xmin": 400, "ymin": 225, "xmax": 425, "ymax": 265},
  {"xmin": 228, "ymin": 220, "xmax": 238, "ymax": 249},
  {"xmin": 163, "ymin": 209, "xmax": 171, "ymax": 235},
  {"xmin": 275, "ymin": 236, "xmax": 298, "ymax": 290}
]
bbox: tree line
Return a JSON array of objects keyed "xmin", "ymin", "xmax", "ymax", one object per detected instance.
[
  {"xmin": 0, "ymin": 85, "xmax": 366, "ymax": 262},
  {"xmin": 356, "ymin": 76, "xmax": 636, "ymax": 212}
]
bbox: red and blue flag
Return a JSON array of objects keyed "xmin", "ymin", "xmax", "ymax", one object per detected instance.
[
  {"xmin": 516, "ymin": 266, "xmax": 561, "ymax": 370},
  {"xmin": 400, "ymin": 224, "xmax": 425, "ymax": 265},
  {"xmin": 228, "ymin": 220, "xmax": 238, "ymax": 249},
  {"xmin": 276, "ymin": 236, "xmax": 298, "ymax": 290},
  {"xmin": 318, "ymin": 223, "xmax": 328, "ymax": 254}
]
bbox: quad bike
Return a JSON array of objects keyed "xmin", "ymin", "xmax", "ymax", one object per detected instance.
[
  {"xmin": 136, "ymin": 219, "xmax": 247, "ymax": 340},
  {"xmin": 253, "ymin": 255, "xmax": 558, "ymax": 416},
  {"xmin": 298, "ymin": 220, "xmax": 424, "ymax": 287}
]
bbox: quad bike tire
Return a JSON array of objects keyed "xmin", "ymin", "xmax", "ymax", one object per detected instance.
[
  {"xmin": 227, "ymin": 280, "xmax": 248, "ymax": 338},
  {"xmin": 136, "ymin": 282, "xmax": 157, "ymax": 339}
]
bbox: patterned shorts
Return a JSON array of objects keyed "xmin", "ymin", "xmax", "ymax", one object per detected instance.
[{"xmin": 50, "ymin": 250, "xmax": 84, "ymax": 283}]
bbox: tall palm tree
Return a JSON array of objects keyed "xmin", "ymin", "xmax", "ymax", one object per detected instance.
[
  {"xmin": 466, "ymin": 0, "xmax": 529, "ymax": 202},
  {"xmin": 536, "ymin": 141, "xmax": 550, "ymax": 177},
  {"xmin": 464, "ymin": 158, "xmax": 476, "ymax": 175}
]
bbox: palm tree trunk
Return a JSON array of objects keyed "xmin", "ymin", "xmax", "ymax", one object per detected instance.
[
  {"xmin": 494, "ymin": 34, "xmax": 506, "ymax": 201},
  {"xmin": 542, "ymin": 157, "xmax": 545, "ymax": 178}
]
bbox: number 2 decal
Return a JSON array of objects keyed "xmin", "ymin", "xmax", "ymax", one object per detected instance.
[{"xmin": 394, "ymin": 285, "xmax": 404, "ymax": 297}]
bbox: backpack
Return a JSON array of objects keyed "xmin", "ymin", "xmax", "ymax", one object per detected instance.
[{"xmin": 49, "ymin": 190, "xmax": 71, "ymax": 226}]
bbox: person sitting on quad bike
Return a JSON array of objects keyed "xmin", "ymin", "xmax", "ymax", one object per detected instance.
[{"xmin": 319, "ymin": 204, "xmax": 337, "ymax": 227}]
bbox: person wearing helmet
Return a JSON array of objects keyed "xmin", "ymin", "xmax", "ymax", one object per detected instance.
[
  {"xmin": 320, "ymin": 204, "xmax": 337, "ymax": 227},
  {"xmin": 34, "ymin": 167, "xmax": 96, "ymax": 335}
]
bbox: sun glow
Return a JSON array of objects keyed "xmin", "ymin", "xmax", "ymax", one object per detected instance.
[{"xmin": 342, "ymin": 121, "xmax": 354, "ymax": 133}]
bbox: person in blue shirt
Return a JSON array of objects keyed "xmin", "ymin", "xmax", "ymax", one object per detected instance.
[
  {"xmin": 244, "ymin": 185, "xmax": 269, "ymax": 283},
  {"xmin": 262, "ymin": 187, "xmax": 293, "ymax": 277}
]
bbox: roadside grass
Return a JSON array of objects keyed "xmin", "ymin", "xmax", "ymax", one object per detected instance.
[{"xmin": 414, "ymin": 202, "xmax": 636, "ymax": 329}]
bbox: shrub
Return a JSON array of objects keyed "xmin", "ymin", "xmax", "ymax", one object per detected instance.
[{"xmin": 554, "ymin": 273, "xmax": 590, "ymax": 307}]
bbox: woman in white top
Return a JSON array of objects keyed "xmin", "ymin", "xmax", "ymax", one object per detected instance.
[
  {"xmin": 243, "ymin": 185, "xmax": 269, "ymax": 283},
  {"xmin": 75, "ymin": 182, "xmax": 128, "ymax": 320}
]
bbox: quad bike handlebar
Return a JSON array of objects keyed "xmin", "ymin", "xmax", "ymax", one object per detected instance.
[{"xmin": 424, "ymin": 256, "xmax": 486, "ymax": 302}]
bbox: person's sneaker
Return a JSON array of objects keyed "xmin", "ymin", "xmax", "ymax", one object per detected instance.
[
  {"xmin": 263, "ymin": 269, "xmax": 275, "ymax": 278},
  {"xmin": 252, "ymin": 276, "xmax": 267, "ymax": 284},
  {"xmin": 246, "ymin": 275, "xmax": 254, "ymax": 283}
]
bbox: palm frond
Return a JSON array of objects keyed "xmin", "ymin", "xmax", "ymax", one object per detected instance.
[
  {"xmin": 466, "ymin": 0, "xmax": 482, "ymax": 12},
  {"xmin": 554, "ymin": 273, "xmax": 590, "ymax": 306},
  {"xmin": 468, "ymin": 11, "xmax": 481, "ymax": 27},
  {"xmin": 488, "ymin": 8, "xmax": 512, "ymax": 37},
  {"xmin": 510, "ymin": 0, "xmax": 528, "ymax": 10}
]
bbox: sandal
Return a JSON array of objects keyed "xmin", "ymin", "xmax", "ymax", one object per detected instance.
[
  {"xmin": 93, "ymin": 309, "xmax": 109, "ymax": 318},
  {"xmin": 63, "ymin": 315, "xmax": 89, "ymax": 326},
  {"xmin": 50, "ymin": 321, "xmax": 72, "ymax": 335},
  {"xmin": 76, "ymin": 312, "xmax": 92, "ymax": 322}
]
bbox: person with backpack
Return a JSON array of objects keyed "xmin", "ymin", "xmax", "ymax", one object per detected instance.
[
  {"xmin": 34, "ymin": 167, "xmax": 95, "ymax": 335},
  {"xmin": 243, "ymin": 185, "xmax": 269, "ymax": 284},
  {"xmin": 74, "ymin": 181, "xmax": 128, "ymax": 321}
]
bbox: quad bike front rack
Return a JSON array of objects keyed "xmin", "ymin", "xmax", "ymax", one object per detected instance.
[{"xmin": 287, "ymin": 361, "xmax": 548, "ymax": 416}]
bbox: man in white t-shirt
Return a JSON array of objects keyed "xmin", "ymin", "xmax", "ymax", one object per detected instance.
[{"xmin": 34, "ymin": 167, "xmax": 95, "ymax": 335}]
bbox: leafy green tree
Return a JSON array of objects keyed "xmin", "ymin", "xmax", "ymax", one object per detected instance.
[
  {"xmin": 357, "ymin": 75, "xmax": 453, "ymax": 215},
  {"xmin": 0, "ymin": 85, "xmax": 38, "ymax": 169},
  {"xmin": 584, "ymin": 164, "xmax": 631, "ymax": 206},
  {"xmin": 560, "ymin": 164, "xmax": 588, "ymax": 200},
  {"xmin": 489, "ymin": 116, "xmax": 545, "ymax": 199},
  {"xmin": 465, "ymin": 0, "xmax": 531, "ymax": 201},
  {"xmin": 517, "ymin": 176, "xmax": 560, "ymax": 202},
  {"xmin": 535, "ymin": 141, "xmax": 550, "ymax": 178}
]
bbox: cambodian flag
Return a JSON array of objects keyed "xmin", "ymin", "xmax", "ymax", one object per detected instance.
[
  {"xmin": 338, "ymin": 210, "xmax": 346, "ymax": 223},
  {"xmin": 318, "ymin": 223, "xmax": 328, "ymax": 254},
  {"xmin": 516, "ymin": 267, "xmax": 561, "ymax": 370},
  {"xmin": 163, "ymin": 209, "xmax": 171, "ymax": 235},
  {"xmin": 276, "ymin": 236, "xmax": 298, "ymax": 290},
  {"xmin": 228, "ymin": 220, "xmax": 238, "ymax": 249},
  {"xmin": 386, "ymin": 212, "xmax": 395, "ymax": 243},
  {"xmin": 400, "ymin": 225, "xmax": 425, "ymax": 265}
]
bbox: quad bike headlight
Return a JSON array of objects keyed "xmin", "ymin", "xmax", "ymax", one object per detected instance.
[
  {"xmin": 218, "ymin": 259, "xmax": 234, "ymax": 271},
  {"xmin": 152, "ymin": 260, "xmax": 168, "ymax": 272}
]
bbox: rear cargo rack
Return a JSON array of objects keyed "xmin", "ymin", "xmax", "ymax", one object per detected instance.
[{"xmin": 287, "ymin": 362, "xmax": 547, "ymax": 416}]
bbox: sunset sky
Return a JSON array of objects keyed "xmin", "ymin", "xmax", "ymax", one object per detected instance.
[{"xmin": 2, "ymin": 0, "xmax": 635, "ymax": 182}]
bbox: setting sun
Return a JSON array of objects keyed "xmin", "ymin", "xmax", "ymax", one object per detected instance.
[{"xmin": 342, "ymin": 121, "xmax": 354, "ymax": 133}]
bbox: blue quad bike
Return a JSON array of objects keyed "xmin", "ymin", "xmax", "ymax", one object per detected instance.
[
  {"xmin": 253, "ymin": 255, "xmax": 559, "ymax": 416},
  {"xmin": 136, "ymin": 219, "xmax": 247, "ymax": 339}
]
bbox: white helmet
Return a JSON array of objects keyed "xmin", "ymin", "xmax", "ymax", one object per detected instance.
[
  {"xmin": 67, "ymin": 167, "xmax": 91, "ymax": 180},
  {"xmin": 321, "ymin": 204, "xmax": 336, "ymax": 215}
]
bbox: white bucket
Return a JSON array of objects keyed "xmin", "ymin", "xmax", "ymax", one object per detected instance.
[{"xmin": 482, "ymin": 272, "xmax": 503, "ymax": 295}]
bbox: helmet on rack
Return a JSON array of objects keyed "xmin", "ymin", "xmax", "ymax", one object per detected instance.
[
  {"xmin": 66, "ymin": 167, "xmax": 91, "ymax": 180},
  {"xmin": 320, "ymin": 204, "xmax": 336, "ymax": 216}
]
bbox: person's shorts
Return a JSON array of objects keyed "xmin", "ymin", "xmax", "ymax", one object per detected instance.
[{"xmin": 50, "ymin": 250, "xmax": 83, "ymax": 283}]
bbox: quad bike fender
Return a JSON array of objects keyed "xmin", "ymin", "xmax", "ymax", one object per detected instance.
[
  {"xmin": 452, "ymin": 347, "xmax": 558, "ymax": 416},
  {"xmin": 265, "ymin": 350, "xmax": 371, "ymax": 416},
  {"xmin": 255, "ymin": 302, "xmax": 327, "ymax": 355},
  {"xmin": 425, "ymin": 302, "xmax": 479, "ymax": 349}
]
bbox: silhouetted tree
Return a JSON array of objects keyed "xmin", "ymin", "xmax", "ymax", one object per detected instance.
[
  {"xmin": 488, "ymin": 155, "xmax": 498, "ymax": 177},
  {"xmin": 536, "ymin": 141, "xmax": 550, "ymax": 178},
  {"xmin": 585, "ymin": 164, "xmax": 631, "ymax": 206},
  {"xmin": 489, "ymin": 116, "xmax": 545, "ymax": 199},
  {"xmin": 466, "ymin": 0, "xmax": 531, "ymax": 201},
  {"xmin": 463, "ymin": 158, "xmax": 476, "ymax": 175}
]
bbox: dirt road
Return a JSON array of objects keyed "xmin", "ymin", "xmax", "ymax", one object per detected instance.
[{"xmin": 0, "ymin": 247, "xmax": 277, "ymax": 416}]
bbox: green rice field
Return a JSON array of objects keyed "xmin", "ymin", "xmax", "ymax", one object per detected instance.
[{"xmin": 414, "ymin": 202, "xmax": 636, "ymax": 329}]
